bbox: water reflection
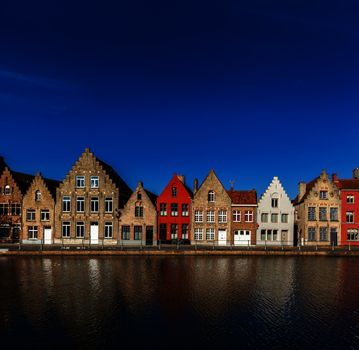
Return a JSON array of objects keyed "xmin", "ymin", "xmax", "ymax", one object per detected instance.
[{"xmin": 0, "ymin": 256, "xmax": 358, "ymax": 349}]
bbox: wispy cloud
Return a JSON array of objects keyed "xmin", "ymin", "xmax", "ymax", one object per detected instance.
[{"xmin": 0, "ymin": 68, "xmax": 79, "ymax": 91}]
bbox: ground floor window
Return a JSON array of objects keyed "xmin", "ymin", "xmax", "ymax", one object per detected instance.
[
  {"xmin": 122, "ymin": 226, "xmax": 130, "ymax": 240},
  {"xmin": 319, "ymin": 227, "xmax": 327, "ymax": 241},
  {"xmin": 28, "ymin": 226, "xmax": 38, "ymax": 239},
  {"xmin": 182, "ymin": 224, "xmax": 189, "ymax": 239},
  {"xmin": 308, "ymin": 227, "xmax": 316, "ymax": 241},
  {"xmin": 62, "ymin": 222, "xmax": 70, "ymax": 238},
  {"xmin": 104, "ymin": 222, "xmax": 113, "ymax": 238},
  {"xmin": 347, "ymin": 229, "xmax": 359, "ymax": 241},
  {"xmin": 260, "ymin": 229, "xmax": 278, "ymax": 241},
  {"xmin": 76, "ymin": 222, "xmax": 85, "ymax": 238},
  {"xmin": 171, "ymin": 224, "xmax": 178, "ymax": 239},
  {"xmin": 194, "ymin": 228, "xmax": 203, "ymax": 240},
  {"xmin": 206, "ymin": 228, "xmax": 215, "ymax": 240},
  {"xmin": 134, "ymin": 226, "xmax": 142, "ymax": 240}
]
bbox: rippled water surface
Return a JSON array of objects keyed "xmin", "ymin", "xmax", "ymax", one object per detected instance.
[{"xmin": 0, "ymin": 256, "xmax": 358, "ymax": 349}]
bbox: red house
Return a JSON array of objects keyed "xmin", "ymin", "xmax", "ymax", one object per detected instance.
[
  {"xmin": 332, "ymin": 169, "xmax": 359, "ymax": 246},
  {"xmin": 157, "ymin": 174, "xmax": 192, "ymax": 243}
]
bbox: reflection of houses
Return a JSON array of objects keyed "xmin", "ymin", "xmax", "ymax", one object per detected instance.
[
  {"xmin": 0, "ymin": 158, "xmax": 34, "ymax": 242},
  {"xmin": 191, "ymin": 169, "xmax": 231, "ymax": 245},
  {"xmin": 332, "ymin": 169, "xmax": 359, "ymax": 246},
  {"xmin": 227, "ymin": 188, "xmax": 257, "ymax": 246},
  {"xmin": 257, "ymin": 176, "xmax": 294, "ymax": 246},
  {"xmin": 293, "ymin": 170, "xmax": 340, "ymax": 246},
  {"xmin": 55, "ymin": 148, "xmax": 132, "ymax": 245},
  {"xmin": 119, "ymin": 181, "xmax": 157, "ymax": 246},
  {"xmin": 21, "ymin": 173, "xmax": 60, "ymax": 244},
  {"xmin": 157, "ymin": 174, "xmax": 192, "ymax": 243}
]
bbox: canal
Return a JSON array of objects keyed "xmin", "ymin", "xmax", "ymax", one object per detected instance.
[{"xmin": 0, "ymin": 256, "xmax": 358, "ymax": 349}]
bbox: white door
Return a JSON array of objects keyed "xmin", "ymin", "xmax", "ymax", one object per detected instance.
[
  {"xmin": 44, "ymin": 228, "xmax": 52, "ymax": 244},
  {"xmin": 90, "ymin": 223, "xmax": 99, "ymax": 244},
  {"xmin": 218, "ymin": 229, "xmax": 227, "ymax": 246}
]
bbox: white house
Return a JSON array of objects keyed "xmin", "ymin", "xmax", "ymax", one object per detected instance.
[{"xmin": 257, "ymin": 176, "xmax": 294, "ymax": 246}]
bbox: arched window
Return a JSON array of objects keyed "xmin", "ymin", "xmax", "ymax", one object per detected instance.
[
  {"xmin": 4, "ymin": 185, "xmax": 10, "ymax": 195},
  {"xmin": 208, "ymin": 190, "xmax": 215, "ymax": 202},
  {"xmin": 35, "ymin": 190, "xmax": 42, "ymax": 201},
  {"xmin": 271, "ymin": 193, "xmax": 279, "ymax": 208}
]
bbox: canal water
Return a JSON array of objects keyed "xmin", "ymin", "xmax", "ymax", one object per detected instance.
[{"xmin": 0, "ymin": 256, "xmax": 358, "ymax": 349}]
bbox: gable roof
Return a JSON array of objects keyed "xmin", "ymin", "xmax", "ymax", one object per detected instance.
[
  {"xmin": 42, "ymin": 177, "xmax": 61, "ymax": 198},
  {"xmin": 292, "ymin": 177, "xmax": 319, "ymax": 205},
  {"xmin": 158, "ymin": 173, "xmax": 193, "ymax": 199},
  {"xmin": 335, "ymin": 179, "xmax": 359, "ymax": 190},
  {"xmin": 11, "ymin": 171, "xmax": 35, "ymax": 195},
  {"xmin": 227, "ymin": 189, "xmax": 257, "ymax": 205},
  {"xmin": 144, "ymin": 189, "xmax": 157, "ymax": 207},
  {"xmin": 0, "ymin": 157, "xmax": 7, "ymax": 174},
  {"xmin": 196, "ymin": 169, "xmax": 230, "ymax": 197}
]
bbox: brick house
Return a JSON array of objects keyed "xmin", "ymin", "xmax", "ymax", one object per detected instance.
[
  {"xmin": 293, "ymin": 170, "xmax": 340, "ymax": 246},
  {"xmin": 157, "ymin": 174, "xmax": 192, "ymax": 243},
  {"xmin": 55, "ymin": 148, "xmax": 132, "ymax": 245},
  {"xmin": 0, "ymin": 159, "xmax": 34, "ymax": 242},
  {"xmin": 191, "ymin": 169, "xmax": 231, "ymax": 246},
  {"xmin": 21, "ymin": 173, "xmax": 60, "ymax": 244},
  {"xmin": 332, "ymin": 168, "xmax": 359, "ymax": 246},
  {"xmin": 119, "ymin": 181, "xmax": 157, "ymax": 246},
  {"xmin": 227, "ymin": 188, "xmax": 257, "ymax": 246}
]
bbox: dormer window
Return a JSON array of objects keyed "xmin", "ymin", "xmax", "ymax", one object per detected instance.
[
  {"xmin": 4, "ymin": 185, "xmax": 10, "ymax": 195},
  {"xmin": 137, "ymin": 192, "xmax": 142, "ymax": 200},
  {"xmin": 35, "ymin": 190, "xmax": 42, "ymax": 201},
  {"xmin": 172, "ymin": 187, "xmax": 177, "ymax": 198},
  {"xmin": 208, "ymin": 190, "xmax": 215, "ymax": 202}
]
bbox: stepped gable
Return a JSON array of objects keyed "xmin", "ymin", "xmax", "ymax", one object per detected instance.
[
  {"xmin": 11, "ymin": 171, "xmax": 35, "ymax": 195},
  {"xmin": 227, "ymin": 189, "xmax": 257, "ymax": 204},
  {"xmin": 258, "ymin": 176, "xmax": 292, "ymax": 205},
  {"xmin": 292, "ymin": 177, "xmax": 319, "ymax": 205}
]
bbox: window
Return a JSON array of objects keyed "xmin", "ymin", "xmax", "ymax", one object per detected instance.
[
  {"xmin": 62, "ymin": 222, "xmax": 71, "ymax": 238},
  {"xmin": 347, "ymin": 195, "xmax": 355, "ymax": 204},
  {"xmin": 91, "ymin": 197, "xmax": 99, "ymax": 212},
  {"xmin": 137, "ymin": 192, "xmax": 142, "ymax": 200},
  {"xmin": 76, "ymin": 222, "xmax": 85, "ymax": 238},
  {"xmin": 35, "ymin": 190, "xmax": 42, "ymax": 201},
  {"xmin": 261, "ymin": 229, "xmax": 266, "ymax": 240},
  {"xmin": 122, "ymin": 226, "xmax": 130, "ymax": 240},
  {"xmin": 182, "ymin": 224, "xmax": 189, "ymax": 239},
  {"xmin": 233, "ymin": 210, "xmax": 241, "ymax": 222},
  {"xmin": 171, "ymin": 224, "xmax": 178, "ymax": 239},
  {"xmin": 206, "ymin": 228, "xmax": 215, "ymax": 240},
  {"xmin": 308, "ymin": 227, "xmax": 316, "ymax": 241},
  {"xmin": 77, "ymin": 197, "xmax": 85, "ymax": 212},
  {"xmin": 261, "ymin": 213, "xmax": 268, "ymax": 223},
  {"xmin": 319, "ymin": 207, "xmax": 327, "ymax": 221},
  {"xmin": 330, "ymin": 208, "xmax": 338, "ymax": 221},
  {"xmin": 319, "ymin": 227, "xmax": 327, "ymax": 241},
  {"xmin": 319, "ymin": 191, "xmax": 328, "ymax": 200},
  {"xmin": 104, "ymin": 222, "xmax": 113, "ymax": 238},
  {"xmin": 347, "ymin": 229, "xmax": 359, "ymax": 241},
  {"xmin": 182, "ymin": 204, "xmax": 189, "ymax": 216},
  {"xmin": 28, "ymin": 226, "xmax": 38, "ymax": 239},
  {"xmin": 207, "ymin": 210, "xmax": 215, "ymax": 223},
  {"xmin": 281, "ymin": 214, "xmax": 288, "ymax": 223},
  {"xmin": 218, "ymin": 210, "xmax": 227, "ymax": 223},
  {"xmin": 172, "ymin": 187, "xmax": 177, "ymax": 197},
  {"xmin": 0, "ymin": 203, "xmax": 9, "ymax": 215},
  {"xmin": 273, "ymin": 230, "xmax": 278, "ymax": 241},
  {"xmin": 4, "ymin": 185, "xmax": 10, "ymax": 195},
  {"xmin": 171, "ymin": 203, "xmax": 178, "ymax": 216},
  {"xmin": 62, "ymin": 196, "xmax": 71, "ymax": 212},
  {"xmin": 160, "ymin": 203, "xmax": 167, "ymax": 216},
  {"xmin": 244, "ymin": 210, "xmax": 253, "ymax": 222},
  {"xmin": 194, "ymin": 210, "xmax": 203, "ymax": 223},
  {"xmin": 40, "ymin": 210, "xmax": 50, "ymax": 221},
  {"xmin": 135, "ymin": 206, "xmax": 143, "ymax": 217},
  {"xmin": 308, "ymin": 207, "xmax": 316, "ymax": 221},
  {"xmin": 271, "ymin": 198, "xmax": 278, "ymax": 208},
  {"xmin": 76, "ymin": 176, "xmax": 85, "ymax": 188},
  {"xmin": 11, "ymin": 204, "xmax": 21, "ymax": 215},
  {"xmin": 346, "ymin": 212, "xmax": 354, "ymax": 223},
  {"xmin": 194, "ymin": 228, "xmax": 203, "ymax": 240},
  {"xmin": 266, "ymin": 229, "xmax": 272, "ymax": 240},
  {"xmin": 90, "ymin": 176, "xmax": 99, "ymax": 188},
  {"xmin": 134, "ymin": 226, "xmax": 142, "ymax": 240},
  {"xmin": 271, "ymin": 214, "xmax": 278, "ymax": 223},
  {"xmin": 105, "ymin": 197, "xmax": 113, "ymax": 212},
  {"xmin": 26, "ymin": 209, "xmax": 36, "ymax": 221},
  {"xmin": 208, "ymin": 191, "xmax": 215, "ymax": 202}
]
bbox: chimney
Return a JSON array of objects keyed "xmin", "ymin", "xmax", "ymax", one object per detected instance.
[
  {"xmin": 298, "ymin": 182, "xmax": 306, "ymax": 201},
  {"xmin": 193, "ymin": 178, "xmax": 198, "ymax": 194},
  {"xmin": 177, "ymin": 175, "xmax": 185, "ymax": 184},
  {"xmin": 353, "ymin": 168, "xmax": 359, "ymax": 179},
  {"xmin": 332, "ymin": 173, "xmax": 338, "ymax": 183}
]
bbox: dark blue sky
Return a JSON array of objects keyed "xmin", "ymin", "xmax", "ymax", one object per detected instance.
[{"xmin": 0, "ymin": 0, "xmax": 358, "ymax": 198}]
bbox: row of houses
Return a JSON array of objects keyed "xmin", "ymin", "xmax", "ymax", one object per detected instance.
[{"xmin": 0, "ymin": 148, "xmax": 358, "ymax": 247}]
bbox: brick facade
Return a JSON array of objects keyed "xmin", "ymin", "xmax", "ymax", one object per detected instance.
[{"xmin": 119, "ymin": 181, "xmax": 157, "ymax": 246}]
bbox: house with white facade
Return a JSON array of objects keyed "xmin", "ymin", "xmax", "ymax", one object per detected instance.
[{"xmin": 257, "ymin": 176, "xmax": 294, "ymax": 246}]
